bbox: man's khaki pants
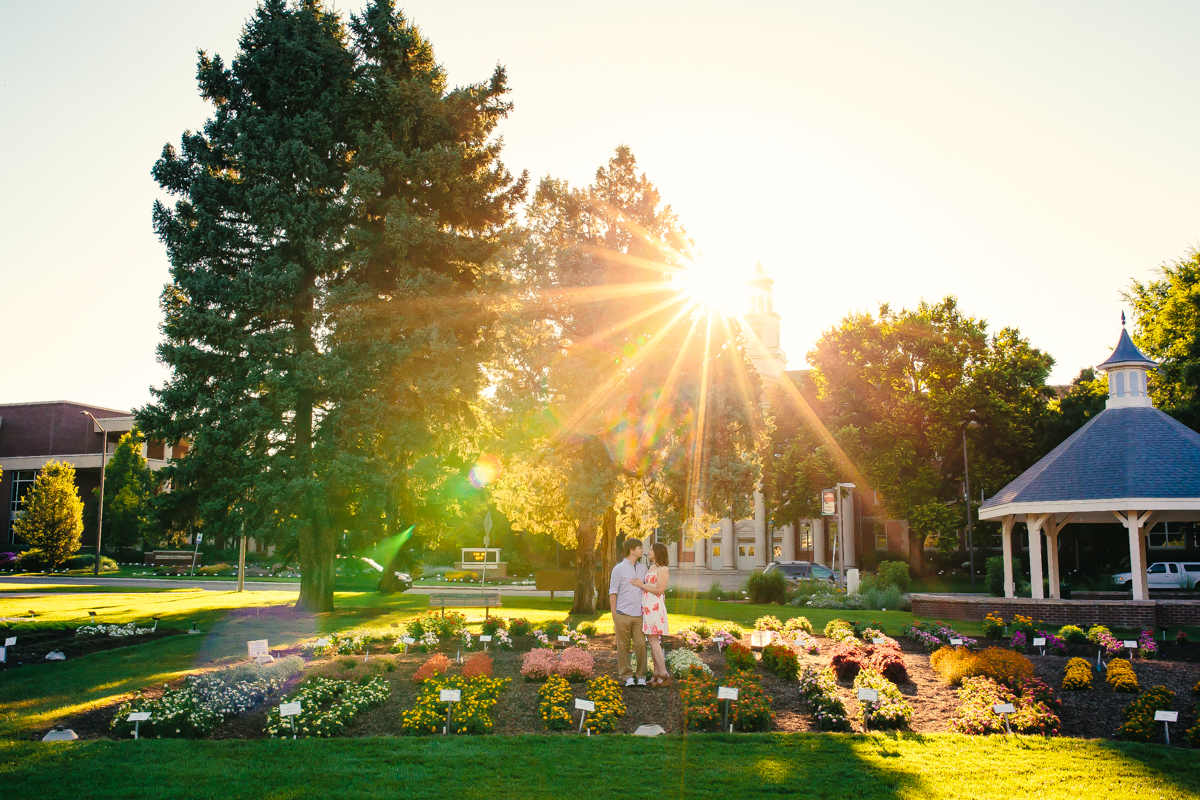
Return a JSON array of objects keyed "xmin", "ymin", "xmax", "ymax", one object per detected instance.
[{"xmin": 612, "ymin": 612, "xmax": 647, "ymax": 681}]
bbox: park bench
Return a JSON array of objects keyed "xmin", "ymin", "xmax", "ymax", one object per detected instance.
[{"xmin": 428, "ymin": 591, "xmax": 502, "ymax": 618}]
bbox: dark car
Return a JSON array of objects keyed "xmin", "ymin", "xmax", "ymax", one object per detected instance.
[{"xmin": 763, "ymin": 560, "xmax": 836, "ymax": 583}]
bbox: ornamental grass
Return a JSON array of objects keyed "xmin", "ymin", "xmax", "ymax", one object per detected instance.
[
  {"xmin": 583, "ymin": 676, "xmax": 625, "ymax": 734},
  {"xmin": 853, "ymin": 667, "xmax": 912, "ymax": 730},
  {"xmin": 537, "ymin": 674, "xmax": 573, "ymax": 731},
  {"xmin": 1062, "ymin": 657, "xmax": 1093, "ymax": 691},
  {"xmin": 1116, "ymin": 685, "xmax": 1174, "ymax": 742},
  {"xmin": 1105, "ymin": 659, "xmax": 1139, "ymax": 693},
  {"xmin": 797, "ymin": 666, "xmax": 851, "ymax": 731},
  {"xmin": 929, "ymin": 646, "xmax": 1034, "ymax": 687},
  {"xmin": 413, "ymin": 654, "xmax": 451, "ymax": 683}
]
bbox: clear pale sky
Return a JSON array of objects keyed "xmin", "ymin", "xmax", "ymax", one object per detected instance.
[{"xmin": 3, "ymin": 1, "xmax": 1199, "ymax": 412}]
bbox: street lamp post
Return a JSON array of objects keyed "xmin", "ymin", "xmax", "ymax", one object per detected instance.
[
  {"xmin": 80, "ymin": 412, "xmax": 110, "ymax": 576},
  {"xmin": 834, "ymin": 482, "xmax": 856, "ymax": 587},
  {"xmin": 962, "ymin": 412, "xmax": 979, "ymax": 592}
]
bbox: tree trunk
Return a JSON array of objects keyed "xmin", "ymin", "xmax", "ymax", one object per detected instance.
[
  {"xmin": 595, "ymin": 507, "xmax": 617, "ymax": 612},
  {"xmin": 570, "ymin": 517, "xmax": 598, "ymax": 615},
  {"xmin": 907, "ymin": 527, "xmax": 925, "ymax": 578},
  {"xmin": 296, "ymin": 520, "xmax": 336, "ymax": 612}
]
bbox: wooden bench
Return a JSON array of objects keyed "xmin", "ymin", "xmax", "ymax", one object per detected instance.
[{"xmin": 427, "ymin": 592, "xmax": 502, "ymax": 618}]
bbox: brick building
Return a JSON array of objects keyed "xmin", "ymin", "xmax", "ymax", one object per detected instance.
[{"xmin": 0, "ymin": 401, "xmax": 181, "ymax": 547}]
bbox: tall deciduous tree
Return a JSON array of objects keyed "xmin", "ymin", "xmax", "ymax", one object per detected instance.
[
  {"xmin": 139, "ymin": 0, "xmax": 524, "ymax": 611},
  {"xmin": 14, "ymin": 461, "xmax": 84, "ymax": 571},
  {"xmin": 1124, "ymin": 249, "xmax": 1200, "ymax": 431},
  {"xmin": 489, "ymin": 147, "xmax": 763, "ymax": 613}
]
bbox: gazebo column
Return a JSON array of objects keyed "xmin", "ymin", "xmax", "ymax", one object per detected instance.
[
  {"xmin": 1046, "ymin": 518, "xmax": 1062, "ymax": 599},
  {"xmin": 753, "ymin": 490, "xmax": 768, "ymax": 568},
  {"xmin": 1115, "ymin": 510, "xmax": 1156, "ymax": 601},
  {"xmin": 1001, "ymin": 516, "xmax": 1015, "ymax": 598},
  {"xmin": 781, "ymin": 523, "xmax": 795, "ymax": 562},
  {"xmin": 1027, "ymin": 515, "xmax": 1048, "ymax": 600}
]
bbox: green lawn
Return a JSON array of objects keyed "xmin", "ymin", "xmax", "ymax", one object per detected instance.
[{"xmin": 3, "ymin": 734, "xmax": 1198, "ymax": 799}]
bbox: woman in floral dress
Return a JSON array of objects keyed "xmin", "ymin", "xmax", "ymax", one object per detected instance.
[{"xmin": 631, "ymin": 542, "xmax": 671, "ymax": 686}]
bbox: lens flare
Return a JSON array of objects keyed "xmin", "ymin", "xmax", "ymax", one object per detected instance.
[
  {"xmin": 469, "ymin": 454, "xmax": 501, "ymax": 488},
  {"xmin": 674, "ymin": 259, "xmax": 743, "ymax": 314}
]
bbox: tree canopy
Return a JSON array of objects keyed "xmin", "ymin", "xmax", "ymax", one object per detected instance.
[
  {"xmin": 98, "ymin": 431, "xmax": 156, "ymax": 551},
  {"xmin": 14, "ymin": 461, "xmax": 84, "ymax": 571}
]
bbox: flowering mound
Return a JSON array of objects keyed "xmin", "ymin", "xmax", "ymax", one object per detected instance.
[
  {"xmin": 1062, "ymin": 657, "xmax": 1092, "ymax": 691},
  {"xmin": 724, "ymin": 672, "xmax": 774, "ymax": 732},
  {"xmin": 782, "ymin": 616, "xmax": 814, "ymax": 636},
  {"xmin": 682, "ymin": 630, "xmax": 706, "ymax": 652},
  {"xmin": 413, "ymin": 654, "xmax": 451, "ymax": 683},
  {"xmin": 951, "ymin": 676, "xmax": 1059, "ymax": 735},
  {"xmin": 724, "ymin": 641, "xmax": 756, "ymax": 672},
  {"xmin": 1116, "ymin": 685, "xmax": 1174, "ymax": 742},
  {"xmin": 797, "ymin": 666, "xmax": 851, "ymax": 731},
  {"xmin": 824, "ymin": 619, "xmax": 857, "ymax": 645},
  {"xmin": 761, "ymin": 643, "xmax": 800, "ymax": 680},
  {"xmin": 854, "ymin": 668, "xmax": 911, "ymax": 730},
  {"xmin": 112, "ymin": 657, "xmax": 303, "ymax": 739},
  {"xmin": 1033, "ymin": 631, "xmax": 1067, "ymax": 656},
  {"xmin": 521, "ymin": 649, "xmax": 557, "ymax": 682},
  {"xmin": 480, "ymin": 617, "xmax": 508, "ymax": 636},
  {"xmin": 462, "ymin": 652, "xmax": 494, "ymax": 679},
  {"xmin": 537, "ymin": 674, "xmax": 573, "ymax": 731},
  {"xmin": 666, "ymin": 649, "xmax": 711, "ymax": 678},
  {"xmin": 1137, "ymin": 631, "xmax": 1158, "ymax": 660},
  {"xmin": 1106, "ymin": 659, "xmax": 1139, "ymax": 693},
  {"xmin": 555, "ymin": 647, "xmax": 595, "ymax": 682},
  {"xmin": 264, "ymin": 675, "xmax": 391, "ymax": 738},
  {"xmin": 754, "ymin": 615, "xmax": 783, "ymax": 631},
  {"xmin": 680, "ymin": 667, "xmax": 719, "ymax": 730},
  {"xmin": 1087, "ymin": 625, "xmax": 1123, "ymax": 657},
  {"xmin": 793, "ymin": 632, "xmax": 821, "ymax": 654},
  {"xmin": 930, "ymin": 646, "xmax": 1034, "ymax": 687},
  {"xmin": 583, "ymin": 676, "xmax": 626, "ymax": 733},
  {"xmin": 829, "ymin": 643, "xmax": 868, "ymax": 681},
  {"xmin": 76, "ymin": 622, "xmax": 153, "ymax": 638},
  {"xmin": 400, "ymin": 673, "xmax": 510, "ymax": 736},
  {"xmin": 680, "ymin": 667, "xmax": 772, "ymax": 732},
  {"xmin": 508, "ymin": 617, "xmax": 533, "ymax": 636}
]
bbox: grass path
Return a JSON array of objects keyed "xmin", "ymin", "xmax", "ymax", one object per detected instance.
[{"xmin": 3, "ymin": 734, "xmax": 1198, "ymax": 799}]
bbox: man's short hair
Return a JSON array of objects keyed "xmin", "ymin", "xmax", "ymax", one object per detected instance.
[{"xmin": 622, "ymin": 537, "xmax": 643, "ymax": 556}]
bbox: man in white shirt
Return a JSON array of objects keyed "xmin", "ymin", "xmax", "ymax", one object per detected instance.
[{"xmin": 609, "ymin": 537, "xmax": 648, "ymax": 687}]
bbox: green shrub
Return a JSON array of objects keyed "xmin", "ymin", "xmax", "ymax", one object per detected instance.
[
  {"xmin": 15, "ymin": 549, "xmax": 50, "ymax": 571},
  {"xmin": 746, "ymin": 570, "xmax": 788, "ymax": 605},
  {"xmin": 508, "ymin": 617, "xmax": 533, "ymax": 636},
  {"xmin": 761, "ymin": 643, "xmax": 799, "ymax": 680},
  {"xmin": 575, "ymin": 621, "xmax": 598, "ymax": 637},
  {"xmin": 1058, "ymin": 624, "xmax": 1086, "ymax": 643},
  {"xmin": 985, "ymin": 557, "xmax": 1005, "ymax": 596},
  {"xmin": 876, "ymin": 560, "xmax": 910, "ymax": 590},
  {"xmin": 63, "ymin": 554, "xmax": 119, "ymax": 572}
]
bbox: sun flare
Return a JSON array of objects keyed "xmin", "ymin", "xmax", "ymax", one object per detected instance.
[{"xmin": 673, "ymin": 260, "xmax": 745, "ymax": 314}]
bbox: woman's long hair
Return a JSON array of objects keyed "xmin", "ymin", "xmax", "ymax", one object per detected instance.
[{"xmin": 651, "ymin": 542, "xmax": 669, "ymax": 568}]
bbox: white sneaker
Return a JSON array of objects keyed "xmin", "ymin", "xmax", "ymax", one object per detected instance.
[
  {"xmin": 625, "ymin": 677, "xmax": 635, "ymax": 687},
  {"xmin": 637, "ymin": 677, "xmax": 647, "ymax": 686}
]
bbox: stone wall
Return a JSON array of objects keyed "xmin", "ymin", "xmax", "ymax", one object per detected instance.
[{"xmin": 909, "ymin": 594, "xmax": 1200, "ymax": 628}]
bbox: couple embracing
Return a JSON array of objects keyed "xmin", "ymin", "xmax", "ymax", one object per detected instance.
[{"xmin": 608, "ymin": 538, "xmax": 671, "ymax": 687}]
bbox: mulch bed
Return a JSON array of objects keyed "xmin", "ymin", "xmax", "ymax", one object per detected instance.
[
  {"xmin": 49, "ymin": 630, "xmax": 1200, "ymax": 745},
  {"xmin": 0, "ymin": 627, "xmax": 187, "ymax": 670}
]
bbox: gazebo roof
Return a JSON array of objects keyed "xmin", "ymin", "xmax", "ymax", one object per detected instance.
[
  {"xmin": 979, "ymin": 405, "xmax": 1200, "ymax": 519},
  {"xmin": 1096, "ymin": 327, "xmax": 1157, "ymax": 370}
]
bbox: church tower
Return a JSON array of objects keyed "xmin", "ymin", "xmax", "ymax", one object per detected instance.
[{"xmin": 743, "ymin": 262, "xmax": 787, "ymax": 383}]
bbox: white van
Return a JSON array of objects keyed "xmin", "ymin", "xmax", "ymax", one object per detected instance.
[{"xmin": 1112, "ymin": 562, "xmax": 1200, "ymax": 589}]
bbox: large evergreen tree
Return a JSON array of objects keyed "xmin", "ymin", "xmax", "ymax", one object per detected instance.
[{"xmin": 139, "ymin": 0, "xmax": 524, "ymax": 611}]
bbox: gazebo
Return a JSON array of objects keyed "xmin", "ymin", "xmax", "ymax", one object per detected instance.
[{"xmin": 979, "ymin": 323, "xmax": 1200, "ymax": 602}]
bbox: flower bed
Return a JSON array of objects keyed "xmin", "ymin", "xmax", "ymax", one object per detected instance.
[
  {"xmin": 413, "ymin": 654, "xmax": 451, "ymax": 682},
  {"xmin": 724, "ymin": 641, "xmax": 756, "ymax": 672},
  {"xmin": 711, "ymin": 625, "xmax": 743, "ymax": 650},
  {"xmin": 1087, "ymin": 625, "xmax": 1123, "ymax": 657},
  {"xmin": 406, "ymin": 611, "xmax": 466, "ymax": 642},
  {"xmin": 782, "ymin": 616, "xmax": 814, "ymax": 636},
  {"xmin": 555, "ymin": 647, "xmax": 595, "ymax": 682},
  {"xmin": 761, "ymin": 643, "xmax": 799, "ymax": 680},
  {"xmin": 725, "ymin": 672, "xmax": 774, "ymax": 732},
  {"xmin": 520, "ymin": 649, "xmax": 557, "ymax": 682},
  {"xmin": 265, "ymin": 674, "xmax": 391, "ymax": 738},
  {"xmin": 1062, "ymin": 657, "xmax": 1092, "ymax": 691},
  {"xmin": 1116, "ymin": 686, "xmax": 1174, "ymax": 742},
  {"xmin": 682, "ymin": 630, "xmax": 706, "ymax": 652},
  {"xmin": 824, "ymin": 619, "xmax": 857, "ymax": 646},
  {"xmin": 1137, "ymin": 631, "xmax": 1158, "ymax": 660},
  {"xmin": 951, "ymin": 676, "xmax": 1060, "ymax": 736},
  {"xmin": 399, "ymin": 673, "xmax": 510, "ymax": 735},
  {"xmin": 583, "ymin": 676, "xmax": 625, "ymax": 733},
  {"xmin": 1105, "ymin": 659, "xmax": 1139, "ymax": 693},
  {"xmin": 792, "ymin": 632, "xmax": 821, "ymax": 654},
  {"xmin": 754, "ymin": 615, "xmax": 783, "ymax": 631},
  {"xmin": 797, "ymin": 666, "xmax": 851, "ymax": 731},
  {"xmin": 929, "ymin": 646, "xmax": 1034, "ymax": 687},
  {"xmin": 112, "ymin": 657, "xmax": 303, "ymax": 739},
  {"xmin": 666, "ymin": 649, "xmax": 711, "ymax": 678},
  {"xmin": 901, "ymin": 621, "xmax": 977, "ymax": 651},
  {"xmin": 76, "ymin": 622, "xmax": 154, "ymax": 638},
  {"xmin": 679, "ymin": 667, "xmax": 719, "ymax": 730},
  {"xmin": 537, "ymin": 674, "xmax": 574, "ymax": 731},
  {"xmin": 853, "ymin": 668, "xmax": 911, "ymax": 730}
]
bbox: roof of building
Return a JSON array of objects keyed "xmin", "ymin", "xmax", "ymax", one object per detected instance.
[
  {"xmin": 1096, "ymin": 327, "xmax": 1157, "ymax": 371},
  {"xmin": 749, "ymin": 261, "xmax": 773, "ymax": 287},
  {"xmin": 980, "ymin": 405, "xmax": 1200, "ymax": 512}
]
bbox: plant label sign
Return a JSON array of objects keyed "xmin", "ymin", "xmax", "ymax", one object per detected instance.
[
  {"xmin": 128, "ymin": 712, "xmax": 152, "ymax": 722},
  {"xmin": 248, "ymin": 639, "xmax": 269, "ymax": 657},
  {"xmin": 401, "ymin": 637, "xmax": 415, "ymax": 645},
  {"xmin": 1155, "ymin": 710, "xmax": 1179, "ymax": 722},
  {"xmin": 750, "ymin": 630, "xmax": 771, "ymax": 648},
  {"xmin": 557, "ymin": 636, "xmax": 571, "ymax": 643},
  {"xmin": 717, "ymin": 687, "xmax": 739, "ymax": 701},
  {"xmin": 479, "ymin": 635, "xmax": 492, "ymax": 642},
  {"xmin": 279, "ymin": 702, "xmax": 302, "ymax": 717},
  {"xmin": 949, "ymin": 638, "xmax": 962, "ymax": 646},
  {"xmin": 1123, "ymin": 640, "xmax": 1138, "ymax": 649},
  {"xmin": 574, "ymin": 699, "xmax": 595, "ymax": 712},
  {"xmin": 857, "ymin": 688, "xmax": 879, "ymax": 702},
  {"xmin": 4, "ymin": 637, "xmax": 15, "ymax": 646},
  {"xmin": 1033, "ymin": 638, "xmax": 1046, "ymax": 647},
  {"xmin": 873, "ymin": 637, "xmax": 887, "ymax": 645},
  {"xmin": 316, "ymin": 638, "xmax": 331, "ymax": 648},
  {"xmin": 992, "ymin": 703, "xmax": 1015, "ymax": 714},
  {"xmin": 440, "ymin": 689, "xmax": 462, "ymax": 703}
]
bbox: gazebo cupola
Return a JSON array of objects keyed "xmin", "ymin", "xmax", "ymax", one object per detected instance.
[{"xmin": 1096, "ymin": 317, "xmax": 1158, "ymax": 409}]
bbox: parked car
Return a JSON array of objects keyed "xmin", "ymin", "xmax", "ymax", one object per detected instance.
[
  {"xmin": 763, "ymin": 560, "xmax": 836, "ymax": 583},
  {"xmin": 1112, "ymin": 562, "xmax": 1200, "ymax": 589}
]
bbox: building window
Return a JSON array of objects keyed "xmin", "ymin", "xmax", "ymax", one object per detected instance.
[
  {"xmin": 773, "ymin": 545, "xmax": 782, "ymax": 558},
  {"xmin": 799, "ymin": 527, "xmax": 812, "ymax": 551},
  {"xmin": 874, "ymin": 523, "xmax": 888, "ymax": 551},
  {"xmin": 8, "ymin": 470, "xmax": 37, "ymax": 543},
  {"xmin": 1149, "ymin": 522, "xmax": 1189, "ymax": 549},
  {"xmin": 712, "ymin": 546, "xmax": 720, "ymax": 558}
]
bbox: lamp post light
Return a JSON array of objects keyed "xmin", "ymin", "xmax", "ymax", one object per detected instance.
[
  {"xmin": 80, "ymin": 411, "xmax": 110, "ymax": 577},
  {"xmin": 962, "ymin": 412, "xmax": 979, "ymax": 592},
  {"xmin": 834, "ymin": 482, "xmax": 856, "ymax": 587}
]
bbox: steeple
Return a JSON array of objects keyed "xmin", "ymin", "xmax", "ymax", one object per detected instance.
[
  {"xmin": 743, "ymin": 262, "xmax": 786, "ymax": 382},
  {"xmin": 1097, "ymin": 317, "xmax": 1157, "ymax": 409}
]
